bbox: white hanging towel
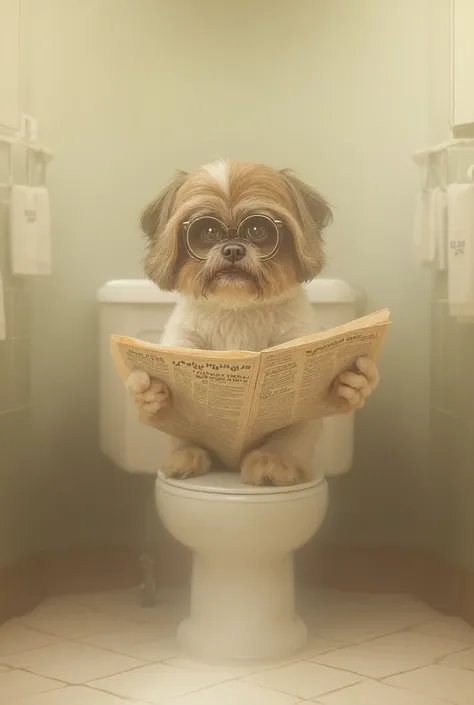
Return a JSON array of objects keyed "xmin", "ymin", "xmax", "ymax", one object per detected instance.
[
  {"xmin": 447, "ymin": 176, "xmax": 474, "ymax": 320},
  {"xmin": 0, "ymin": 272, "xmax": 6, "ymax": 340},
  {"xmin": 413, "ymin": 188, "xmax": 434, "ymax": 265},
  {"xmin": 414, "ymin": 187, "xmax": 448, "ymax": 270},
  {"xmin": 9, "ymin": 185, "xmax": 52, "ymax": 275},
  {"xmin": 430, "ymin": 187, "xmax": 448, "ymax": 271}
]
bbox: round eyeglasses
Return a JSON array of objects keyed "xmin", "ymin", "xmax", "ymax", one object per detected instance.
[{"xmin": 182, "ymin": 214, "xmax": 282, "ymax": 261}]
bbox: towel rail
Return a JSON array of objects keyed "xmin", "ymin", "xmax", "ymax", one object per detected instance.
[
  {"xmin": 414, "ymin": 138, "xmax": 474, "ymax": 164},
  {"xmin": 0, "ymin": 134, "xmax": 53, "ymax": 160}
]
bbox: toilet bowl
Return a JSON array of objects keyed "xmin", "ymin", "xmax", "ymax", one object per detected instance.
[
  {"xmin": 156, "ymin": 470, "xmax": 329, "ymax": 660},
  {"xmin": 98, "ymin": 278, "xmax": 357, "ymax": 660}
]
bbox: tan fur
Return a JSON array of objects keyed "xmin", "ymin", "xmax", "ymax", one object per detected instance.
[
  {"xmin": 127, "ymin": 370, "xmax": 169, "ymax": 414},
  {"xmin": 141, "ymin": 162, "xmax": 331, "ymax": 293},
  {"xmin": 176, "ymin": 240, "xmax": 298, "ymax": 300},
  {"xmin": 131, "ymin": 161, "xmax": 379, "ymax": 486},
  {"xmin": 241, "ymin": 450, "xmax": 305, "ymax": 486},
  {"xmin": 161, "ymin": 446, "xmax": 212, "ymax": 480}
]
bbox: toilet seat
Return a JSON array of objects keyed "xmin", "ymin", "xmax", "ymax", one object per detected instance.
[{"xmin": 157, "ymin": 470, "xmax": 324, "ymax": 502}]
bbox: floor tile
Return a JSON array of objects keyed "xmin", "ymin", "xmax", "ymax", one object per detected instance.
[
  {"xmin": 37, "ymin": 594, "xmax": 89, "ymax": 608},
  {"xmin": 346, "ymin": 593, "xmax": 431, "ymax": 607},
  {"xmin": 316, "ymin": 679, "xmax": 450, "ymax": 704},
  {"xmin": 0, "ymin": 669, "xmax": 62, "ymax": 702},
  {"xmin": 12, "ymin": 684, "xmax": 139, "ymax": 704},
  {"xmin": 169, "ymin": 680, "xmax": 301, "ymax": 705},
  {"xmin": 73, "ymin": 589, "xmax": 186, "ymax": 626},
  {"xmin": 386, "ymin": 664, "xmax": 474, "ymax": 705},
  {"xmin": 162, "ymin": 655, "xmax": 269, "ymax": 678},
  {"xmin": 2, "ymin": 641, "xmax": 144, "ymax": 684},
  {"xmin": 64, "ymin": 589, "xmax": 141, "ymax": 611},
  {"xmin": 441, "ymin": 647, "xmax": 474, "ymax": 670},
  {"xmin": 90, "ymin": 662, "xmax": 232, "ymax": 703},
  {"xmin": 299, "ymin": 589, "xmax": 432, "ymax": 611},
  {"xmin": 0, "ymin": 622, "xmax": 60, "ymax": 657},
  {"xmin": 162, "ymin": 654, "xmax": 305, "ymax": 677},
  {"xmin": 98, "ymin": 635, "xmax": 180, "ymax": 663},
  {"xmin": 314, "ymin": 630, "xmax": 467, "ymax": 678},
  {"xmin": 2, "ymin": 589, "xmax": 455, "ymax": 705},
  {"xmin": 300, "ymin": 636, "xmax": 343, "ymax": 658},
  {"xmin": 17, "ymin": 603, "xmax": 137, "ymax": 639},
  {"xmin": 305, "ymin": 589, "xmax": 437, "ymax": 613},
  {"xmin": 413, "ymin": 618, "xmax": 474, "ymax": 646},
  {"xmin": 304, "ymin": 600, "xmax": 437, "ymax": 645},
  {"xmin": 80, "ymin": 625, "xmax": 180, "ymax": 661},
  {"xmin": 243, "ymin": 661, "xmax": 362, "ymax": 699}
]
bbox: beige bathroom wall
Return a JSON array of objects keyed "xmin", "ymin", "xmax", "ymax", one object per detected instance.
[
  {"xmin": 427, "ymin": 145, "xmax": 474, "ymax": 570},
  {"xmin": 0, "ymin": 147, "xmax": 37, "ymax": 564},
  {"xmin": 22, "ymin": 0, "xmax": 447, "ymax": 553},
  {"xmin": 429, "ymin": 284, "xmax": 474, "ymax": 570}
]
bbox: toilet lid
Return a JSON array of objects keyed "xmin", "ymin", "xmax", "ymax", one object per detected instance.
[{"xmin": 157, "ymin": 470, "xmax": 323, "ymax": 496}]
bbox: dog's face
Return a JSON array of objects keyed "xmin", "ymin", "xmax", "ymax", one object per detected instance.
[{"xmin": 140, "ymin": 161, "xmax": 332, "ymax": 302}]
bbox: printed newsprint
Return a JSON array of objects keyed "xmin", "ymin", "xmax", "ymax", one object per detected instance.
[{"xmin": 110, "ymin": 309, "xmax": 390, "ymax": 466}]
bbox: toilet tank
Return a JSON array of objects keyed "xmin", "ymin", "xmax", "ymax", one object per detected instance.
[{"xmin": 98, "ymin": 279, "xmax": 358, "ymax": 477}]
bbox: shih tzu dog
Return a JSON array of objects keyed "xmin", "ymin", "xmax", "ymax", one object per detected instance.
[{"xmin": 127, "ymin": 160, "xmax": 379, "ymax": 486}]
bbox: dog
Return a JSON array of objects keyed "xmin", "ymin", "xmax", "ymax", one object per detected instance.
[{"xmin": 127, "ymin": 160, "xmax": 379, "ymax": 486}]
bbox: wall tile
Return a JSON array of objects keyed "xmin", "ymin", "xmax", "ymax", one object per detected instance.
[
  {"xmin": 448, "ymin": 418, "xmax": 474, "ymax": 567},
  {"xmin": 429, "ymin": 289, "xmax": 474, "ymax": 569},
  {"xmin": 430, "ymin": 301, "xmax": 445, "ymax": 411},
  {"xmin": 6, "ymin": 287, "xmax": 31, "ymax": 340},
  {"xmin": 12, "ymin": 338, "xmax": 30, "ymax": 407},
  {"xmin": 0, "ymin": 202, "xmax": 28, "ymax": 293},
  {"xmin": 0, "ymin": 339, "xmax": 14, "ymax": 411},
  {"xmin": 0, "ymin": 407, "xmax": 32, "ymax": 478},
  {"xmin": 433, "ymin": 270, "xmax": 448, "ymax": 302},
  {"xmin": 0, "ymin": 202, "xmax": 8, "ymax": 273},
  {"xmin": 426, "ymin": 408, "xmax": 455, "ymax": 555},
  {"xmin": 453, "ymin": 323, "xmax": 474, "ymax": 422},
  {"xmin": 0, "ymin": 202, "xmax": 14, "ymax": 289},
  {"xmin": 0, "ymin": 172, "xmax": 33, "ymax": 562},
  {"xmin": 0, "ymin": 407, "xmax": 35, "ymax": 562},
  {"xmin": 434, "ymin": 304, "xmax": 474, "ymax": 420}
]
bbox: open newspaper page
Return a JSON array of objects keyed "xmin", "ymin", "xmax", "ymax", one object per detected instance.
[
  {"xmin": 110, "ymin": 337, "xmax": 260, "ymax": 466},
  {"xmin": 243, "ymin": 309, "xmax": 390, "ymax": 447}
]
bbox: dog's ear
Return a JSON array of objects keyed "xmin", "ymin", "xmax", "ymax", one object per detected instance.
[
  {"xmin": 141, "ymin": 170, "xmax": 188, "ymax": 291},
  {"xmin": 279, "ymin": 169, "xmax": 332, "ymax": 234},
  {"xmin": 140, "ymin": 170, "xmax": 188, "ymax": 240},
  {"xmin": 279, "ymin": 169, "xmax": 332, "ymax": 282}
]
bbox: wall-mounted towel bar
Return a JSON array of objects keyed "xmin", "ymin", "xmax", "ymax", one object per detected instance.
[
  {"xmin": 0, "ymin": 134, "xmax": 53, "ymax": 160},
  {"xmin": 414, "ymin": 138, "xmax": 474, "ymax": 164}
]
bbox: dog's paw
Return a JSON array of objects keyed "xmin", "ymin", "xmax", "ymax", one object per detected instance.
[
  {"xmin": 335, "ymin": 356, "xmax": 379, "ymax": 410},
  {"xmin": 162, "ymin": 446, "xmax": 211, "ymax": 480},
  {"xmin": 241, "ymin": 450, "xmax": 305, "ymax": 486},
  {"xmin": 127, "ymin": 369, "xmax": 169, "ymax": 415}
]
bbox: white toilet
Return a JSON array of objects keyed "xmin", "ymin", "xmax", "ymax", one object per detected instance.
[{"xmin": 98, "ymin": 278, "xmax": 357, "ymax": 660}]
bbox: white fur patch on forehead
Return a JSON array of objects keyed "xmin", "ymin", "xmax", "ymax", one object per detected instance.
[{"xmin": 202, "ymin": 159, "xmax": 230, "ymax": 194}]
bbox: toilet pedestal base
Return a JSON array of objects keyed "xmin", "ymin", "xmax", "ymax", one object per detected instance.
[{"xmin": 178, "ymin": 551, "xmax": 307, "ymax": 661}]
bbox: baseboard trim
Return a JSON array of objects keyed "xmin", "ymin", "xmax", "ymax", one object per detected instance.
[
  {"xmin": 298, "ymin": 544, "xmax": 474, "ymax": 625},
  {"xmin": 1, "ymin": 543, "xmax": 473, "ymax": 625},
  {"xmin": 0, "ymin": 546, "xmax": 141, "ymax": 623}
]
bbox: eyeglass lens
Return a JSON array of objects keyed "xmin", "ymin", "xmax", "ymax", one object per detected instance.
[{"xmin": 186, "ymin": 215, "xmax": 279, "ymax": 259}]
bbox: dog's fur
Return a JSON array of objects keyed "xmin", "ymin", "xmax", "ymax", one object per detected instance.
[{"xmin": 127, "ymin": 160, "xmax": 379, "ymax": 486}]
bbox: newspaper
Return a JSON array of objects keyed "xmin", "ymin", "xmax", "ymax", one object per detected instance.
[{"xmin": 110, "ymin": 309, "xmax": 390, "ymax": 466}]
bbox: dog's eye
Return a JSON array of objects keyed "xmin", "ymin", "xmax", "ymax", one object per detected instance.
[
  {"xmin": 246, "ymin": 222, "xmax": 269, "ymax": 241},
  {"xmin": 201, "ymin": 225, "xmax": 222, "ymax": 241}
]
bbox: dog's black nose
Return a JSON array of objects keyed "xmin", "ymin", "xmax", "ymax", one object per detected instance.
[{"xmin": 221, "ymin": 242, "xmax": 246, "ymax": 262}]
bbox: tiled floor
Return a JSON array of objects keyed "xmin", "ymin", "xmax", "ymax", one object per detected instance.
[{"xmin": 0, "ymin": 587, "xmax": 474, "ymax": 704}]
